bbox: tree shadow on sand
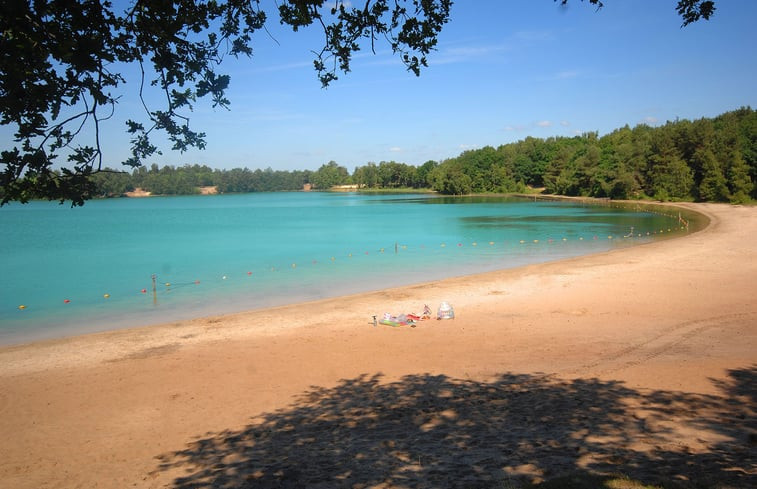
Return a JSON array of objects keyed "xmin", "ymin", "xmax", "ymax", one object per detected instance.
[{"xmin": 155, "ymin": 367, "xmax": 756, "ymax": 488}]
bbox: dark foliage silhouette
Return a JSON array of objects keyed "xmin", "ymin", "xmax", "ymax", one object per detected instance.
[{"xmin": 155, "ymin": 367, "xmax": 756, "ymax": 488}]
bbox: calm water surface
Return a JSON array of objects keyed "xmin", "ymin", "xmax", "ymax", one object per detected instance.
[{"xmin": 0, "ymin": 193, "xmax": 687, "ymax": 344}]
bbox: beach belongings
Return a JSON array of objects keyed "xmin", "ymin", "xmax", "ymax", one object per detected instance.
[
  {"xmin": 378, "ymin": 306, "xmax": 432, "ymax": 327},
  {"xmin": 437, "ymin": 302, "xmax": 455, "ymax": 320}
]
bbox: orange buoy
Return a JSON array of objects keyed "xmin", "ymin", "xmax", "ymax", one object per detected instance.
[{"xmin": 63, "ymin": 299, "xmax": 71, "ymax": 304}]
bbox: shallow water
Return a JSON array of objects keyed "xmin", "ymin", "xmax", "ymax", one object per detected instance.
[{"xmin": 0, "ymin": 193, "xmax": 687, "ymax": 344}]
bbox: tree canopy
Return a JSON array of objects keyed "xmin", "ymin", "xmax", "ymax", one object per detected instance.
[{"xmin": 1, "ymin": 0, "xmax": 716, "ymax": 206}]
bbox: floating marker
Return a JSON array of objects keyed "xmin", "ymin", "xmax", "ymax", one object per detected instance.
[
  {"xmin": 489, "ymin": 241, "xmax": 495, "ymax": 245},
  {"xmin": 247, "ymin": 271, "xmax": 252, "ymax": 275},
  {"xmin": 63, "ymin": 299, "xmax": 70, "ymax": 304},
  {"xmin": 103, "ymin": 294, "xmax": 110, "ymax": 299},
  {"xmin": 194, "ymin": 280, "xmax": 200, "ymax": 284},
  {"xmin": 141, "ymin": 288, "xmax": 147, "ymax": 293},
  {"xmin": 222, "ymin": 276, "xmax": 227, "ymax": 280},
  {"xmin": 18, "ymin": 305, "xmax": 26, "ymax": 310},
  {"xmin": 292, "ymin": 263, "xmax": 296, "ymax": 268},
  {"xmin": 165, "ymin": 282, "xmax": 171, "ymax": 287}
]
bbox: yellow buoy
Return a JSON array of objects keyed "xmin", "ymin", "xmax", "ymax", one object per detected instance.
[
  {"xmin": 103, "ymin": 294, "xmax": 110, "ymax": 299},
  {"xmin": 18, "ymin": 305, "xmax": 26, "ymax": 310}
]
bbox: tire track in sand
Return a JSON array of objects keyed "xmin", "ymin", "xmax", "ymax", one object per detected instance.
[{"xmin": 565, "ymin": 312, "xmax": 756, "ymax": 377}]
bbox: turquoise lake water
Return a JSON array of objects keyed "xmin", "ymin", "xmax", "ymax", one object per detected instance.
[{"xmin": 0, "ymin": 193, "xmax": 686, "ymax": 345}]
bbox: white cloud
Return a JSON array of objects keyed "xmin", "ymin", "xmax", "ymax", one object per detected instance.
[
  {"xmin": 389, "ymin": 146, "xmax": 402, "ymax": 152},
  {"xmin": 433, "ymin": 43, "xmax": 511, "ymax": 65},
  {"xmin": 512, "ymin": 30, "xmax": 555, "ymax": 43},
  {"xmin": 555, "ymin": 70, "xmax": 579, "ymax": 79},
  {"xmin": 251, "ymin": 60, "xmax": 313, "ymax": 74},
  {"xmin": 560, "ymin": 120, "xmax": 570, "ymax": 127},
  {"xmin": 536, "ymin": 120, "xmax": 553, "ymax": 128},
  {"xmin": 642, "ymin": 116, "xmax": 659, "ymax": 125}
]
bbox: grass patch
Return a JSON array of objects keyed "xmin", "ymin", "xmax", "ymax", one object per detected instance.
[{"xmin": 516, "ymin": 472, "xmax": 664, "ymax": 489}]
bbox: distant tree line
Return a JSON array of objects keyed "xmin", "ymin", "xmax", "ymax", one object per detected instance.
[
  {"xmin": 14, "ymin": 107, "xmax": 755, "ymax": 204},
  {"xmin": 426, "ymin": 106, "xmax": 755, "ymax": 204}
]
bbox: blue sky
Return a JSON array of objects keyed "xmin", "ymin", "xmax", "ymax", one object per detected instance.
[{"xmin": 29, "ymin": 1, "xmax": 757, "ymax": 173}]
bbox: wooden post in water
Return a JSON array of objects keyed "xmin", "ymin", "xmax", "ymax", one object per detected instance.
[{"xmin": 152, "ymin": 274, "xmax": 157, "ymax": 305}]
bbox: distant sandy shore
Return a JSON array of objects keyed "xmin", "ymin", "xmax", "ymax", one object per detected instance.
[{"xmin": 1, "ymin": 203, "xmax": 755, "ymax": 488}]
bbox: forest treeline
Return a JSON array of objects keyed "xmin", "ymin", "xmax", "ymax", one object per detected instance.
[{"xmin": 86, "ymin": 107, "xmax": 756, "ymax": 203}]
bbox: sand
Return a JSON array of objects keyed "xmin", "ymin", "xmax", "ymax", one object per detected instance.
[{"xmin": 0, "ymin": 202, "xmax": 755, "ymax": 488}]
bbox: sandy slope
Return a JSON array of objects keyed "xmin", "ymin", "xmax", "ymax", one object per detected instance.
[{"xmin": 0, "ymin": 202, "xmax": 755, "ymax": 488}]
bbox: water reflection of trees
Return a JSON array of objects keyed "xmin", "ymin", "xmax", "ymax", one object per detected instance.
[{"xmin": 156, "ymin": 367, "xmax": 756, "ymax": 488}]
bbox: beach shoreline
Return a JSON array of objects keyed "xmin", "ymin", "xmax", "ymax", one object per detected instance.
[
  {"xmin": 0, "ymin": 196, "xmax": 701, "ymax": 349},
  {"xmin": 1, "ymin": 202, "xmax": 755, "ymax": 488}
]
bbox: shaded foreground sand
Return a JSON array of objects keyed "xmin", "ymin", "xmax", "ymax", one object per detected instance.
[{"xmin": 1, "ymin": 203, "xmax": 755, "ymax": 488}]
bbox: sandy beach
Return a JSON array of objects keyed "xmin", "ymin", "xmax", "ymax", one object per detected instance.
[{"xmin": 1, "ymin": 202, "xmax": 755, "ymax": 488}]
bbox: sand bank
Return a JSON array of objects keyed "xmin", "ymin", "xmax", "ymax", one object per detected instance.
[{"xmin": 1, "ymin": 203, "xmax": 755, "ymax": 488}]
